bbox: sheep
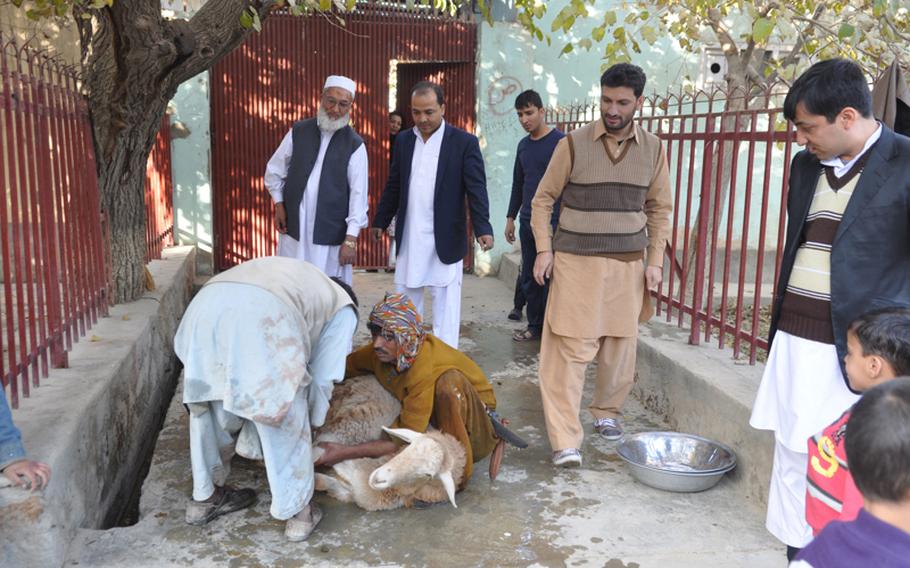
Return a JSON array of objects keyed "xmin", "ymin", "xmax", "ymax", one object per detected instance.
[
  {"xmin": 312, "ymin": 374, "xmax": 466, "ymax": 510},
  {"xmin": 312, "ymin": 374, "xmax": 401, "ymax": 460},
  {"xmin": 315, "ymin": 427, "xmax": 466, "ymax": 511}
]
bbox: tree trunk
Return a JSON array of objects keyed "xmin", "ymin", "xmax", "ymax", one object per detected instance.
[{"xmin": 75, "ymin": 0, "xmax": 276, "ymax": 303}]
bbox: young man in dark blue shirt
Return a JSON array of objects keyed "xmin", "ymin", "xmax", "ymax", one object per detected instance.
[{"xmin": 505, "ymin": 90, "xmax": 564, "ymax": 341}]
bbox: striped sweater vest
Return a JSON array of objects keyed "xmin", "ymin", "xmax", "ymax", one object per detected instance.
[
  {"xmin": 552, "ymin": 121, "xmax": 662, "ymax": 256},
  {"xmin": 777, "ymin": 154, "xmax": 869, "ymax": 343}
]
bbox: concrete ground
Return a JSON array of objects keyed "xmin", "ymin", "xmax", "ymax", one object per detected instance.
[{"xmin": 65, "ymin": 271, "xmax": 785, "ymax": 568}]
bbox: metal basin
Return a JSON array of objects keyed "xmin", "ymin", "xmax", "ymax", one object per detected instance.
[{"xmin": 616, "ymin": 432, "xmax": 737, "ymax": 493}]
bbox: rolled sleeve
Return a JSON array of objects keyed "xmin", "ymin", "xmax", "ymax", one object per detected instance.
[{"xmin": 530, "ymin": 137, "xmax": 572, "ymax": 252}]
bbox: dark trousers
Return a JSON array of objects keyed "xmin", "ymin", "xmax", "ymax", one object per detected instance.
[
  {"xmin": 512, "ymin": 272, "xmax": 526, "ymax": 311},
  {"xmin": 519, "ymin": 219, "xmax": 550, "ymax": 332}
]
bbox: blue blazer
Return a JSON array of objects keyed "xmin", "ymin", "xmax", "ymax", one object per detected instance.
[
  {"xmin": 769, "ymin": 127, "xmax": 910, "ymax": 389},
  {"xmin": 373, "ymin": 124, "xmax": 493, "ymax": 265}
]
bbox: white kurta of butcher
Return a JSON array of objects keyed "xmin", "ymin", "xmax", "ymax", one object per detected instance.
[
  {"xmin": 176, "ymin": 260, "xmax": 356, "ymax": 520},
  {"xmin": 265, "ymin": 127, "xmax": 369, "ymax": 285}
]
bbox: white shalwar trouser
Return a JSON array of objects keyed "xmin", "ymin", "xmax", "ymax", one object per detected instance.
[
  {"xmin": 396, "ymin": 274, "xmax": 462, "ymax": 349},
  {"xmin": 189, "ymin": 307, "xmax": 357, "ymax": 521},
  {"xmin": 189, "ymin": 392, "xmax": 312, "ymax": 521},
  {"xmin": 750, "ymin": 331, "xmax": 859, "ymax": 548}
]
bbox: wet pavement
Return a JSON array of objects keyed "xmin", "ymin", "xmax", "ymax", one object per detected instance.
[{"xmin": 65, "ymin": 271, "xmax": 785, "ymax": 567}]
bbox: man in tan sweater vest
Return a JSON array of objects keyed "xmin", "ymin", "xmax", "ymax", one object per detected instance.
[{"xmin": 531, "ymin": 63, "xmax": 672, "ymax": 466}]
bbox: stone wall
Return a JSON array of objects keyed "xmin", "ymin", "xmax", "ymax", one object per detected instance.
[{"xmin": 0, "ymin": 247, "xmax": 195, "ymax": 568}]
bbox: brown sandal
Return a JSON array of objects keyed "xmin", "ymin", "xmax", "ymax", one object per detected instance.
[{"xmin": 512, "ymin": 328, "xmax": 541, "ymax": 342}]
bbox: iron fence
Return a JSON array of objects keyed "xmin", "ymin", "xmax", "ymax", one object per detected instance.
[
  {"xmin": 548, "ymin": 84, "xmax": 795, "ymax": 363},
  {"xmin": 145, "ymin": 116, "xmax": 174, "ymax": 262},
  {"xmin": 1, "ymin": 33, "xmax": 110, "ymax": 407}
]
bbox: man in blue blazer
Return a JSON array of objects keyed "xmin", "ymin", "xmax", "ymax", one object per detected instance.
[
  {"xmin": 371, "ymin": 81, "xmax": 494, "ymax": 348},
  {"xmin": 749, "ymin": 58, "xmax": 910, "ymax": 560}
]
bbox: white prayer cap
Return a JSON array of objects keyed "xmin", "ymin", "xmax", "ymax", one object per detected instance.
[{"xmin": 323, "ymin": 75, "xmax": 356, "ymax": 98}]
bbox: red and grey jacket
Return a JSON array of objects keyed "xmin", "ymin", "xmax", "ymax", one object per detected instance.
[{"xmin": 805, "ymin": 408, "xmax": 864, "ymax": 535}]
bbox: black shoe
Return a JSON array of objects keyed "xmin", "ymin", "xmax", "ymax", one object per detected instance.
[
  {"xmin": 185, "ymin": 487, "xmax": 257, "ymax": 526},
  {"xmin": 507, "ymin": 308, "xmax": 522, "ymax": 321}
]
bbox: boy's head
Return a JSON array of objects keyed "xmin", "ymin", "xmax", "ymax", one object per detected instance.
[
  {"xmin": 845, "ymin": 307, "xmax": 910, "ymax": 391},
  {"xmin": 514, "ymin": 90, "xmax": 545, "ymax": 135},
  {"xmin": 845, "ymin": 377, "xmax": 910, "ymax": 505}
]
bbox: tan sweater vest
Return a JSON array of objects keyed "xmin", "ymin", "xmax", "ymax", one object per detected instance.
[{"xmin": 553, "ymin": 120, "xmax": 663, "ymax": 255}]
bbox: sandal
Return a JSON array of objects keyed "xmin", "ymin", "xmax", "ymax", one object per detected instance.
[{"xmin": 512, "ymin": 328, "xmax": 541, "ymax": 342}]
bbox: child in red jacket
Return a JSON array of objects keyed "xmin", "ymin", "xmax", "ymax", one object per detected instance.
[{"xmin": 805, "ymin": 307, "xmax": 910, "ymax": 535}]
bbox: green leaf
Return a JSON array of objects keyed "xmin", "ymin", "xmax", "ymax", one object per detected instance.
[
  {"xmin": 837, "ymin": 23, "xmax": 855, "ymax": 41},
  {"xmin": 579, "ymin": 38, "xmax": 592, "ymax": 50},
  {"xmin": 641, "ymin": 25, "xmax": 657, "ymax": 44},
  {"xmin": 240, "ymin": 10, "xmax": 253, "ymax": 28},
  {"xmin": 603, "ymin": 11, "xmax": 617, "ymax": 26},
  {"xmin": 560, "ymin": 43, "xmax": 574, "ymax": 56},
  {"xmin": 251, "ymin": 9, "xmax": 262, "ymax": 32},
  {"xmin": 752, "ymin": 17, "xmax": 774, "ymax": 43},
  {"xmin": 873, "ymin": 0, "xmax": 886, "ymax": 17},
  {"xmin": 592, "ymin": 25, "xmax": 605, "ymax": 42}
]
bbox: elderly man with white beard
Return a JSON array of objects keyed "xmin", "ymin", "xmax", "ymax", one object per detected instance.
[{"xmin": 265, "ymin": 75, "xmax": 369, "ymax": 285}]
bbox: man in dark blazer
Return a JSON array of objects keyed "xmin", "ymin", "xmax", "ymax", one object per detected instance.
[
  {"xmin": 749, "ymin": 58, "xmax": 910, "ymax": 561},
  {"xmin": 371, "ymin": 81, "xmax": 493, "ymax": 349}
]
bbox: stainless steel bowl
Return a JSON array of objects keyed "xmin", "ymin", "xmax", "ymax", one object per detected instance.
[{"xmin": 616, "ymin": 432, "xmax": 737, "ymax": 493}]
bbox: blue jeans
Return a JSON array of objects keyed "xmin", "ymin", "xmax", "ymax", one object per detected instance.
[
  {"xmin": 519, "ymin": 219, "xmax": 550, "ymax": 333},
  {"xmin": 1, "ymin": 386, "xmax": 26, "ymax": 471}
]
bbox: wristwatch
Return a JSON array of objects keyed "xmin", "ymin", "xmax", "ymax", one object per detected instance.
[{"xmin": 343, "ymin": 239, "xmax": 356, "ymax": 250}]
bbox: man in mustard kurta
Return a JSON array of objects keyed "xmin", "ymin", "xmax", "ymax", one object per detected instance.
[
  {"xmin": 315, "ymin": 292, "xmax": 504, "ymax": 486},
  {"xmin": 531, "ymin": 63, "xmax": 672, "ymax": 467}
]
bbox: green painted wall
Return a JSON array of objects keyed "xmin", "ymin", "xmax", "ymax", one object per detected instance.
[
  {"xmin": 170, "ymin": 72, "xmax": 214, "ymax": 275},
  {"xmin": 474, "ymin": 2, "xmax": 693, "ymax": 274}
]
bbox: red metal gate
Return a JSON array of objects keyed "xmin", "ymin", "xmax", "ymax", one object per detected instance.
[{"xmin": 210, "ymin": 7, "xmax": 477, "ymax": 271}]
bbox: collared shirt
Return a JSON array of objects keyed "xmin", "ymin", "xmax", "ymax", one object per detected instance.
[
  {"xmin": 820, "ymin": 123, "xmax": 882, "ymax": 178},
  {"xmin": 395, "ymin": 120, "xmax": 462, "ymax": 288}
]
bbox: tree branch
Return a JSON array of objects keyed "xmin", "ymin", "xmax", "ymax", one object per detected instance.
[
  {"xmin": 173, "ymin": 0, "xmax": 279, "ymax": 85},
  {"xmin": 884, "ymin": 14, "xmax": 910, "ymax": 43},
  {"xmin": 762, "ymin": 4, "xmax": 825, "ymax": 86}
]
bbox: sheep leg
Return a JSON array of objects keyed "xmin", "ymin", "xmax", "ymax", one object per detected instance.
[{"xmin": 314, "ymin": 472, "xmax": 355, "ymax": 503}]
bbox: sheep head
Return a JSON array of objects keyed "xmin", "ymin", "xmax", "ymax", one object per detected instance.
[{"xmin": 368, "ymin": 427, "xmax": 458, "ymax": 508}]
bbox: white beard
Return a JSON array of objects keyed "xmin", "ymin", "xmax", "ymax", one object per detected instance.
[{"xmin": 317, "ymin": 107, "xmax": 350, "ymax": 133}]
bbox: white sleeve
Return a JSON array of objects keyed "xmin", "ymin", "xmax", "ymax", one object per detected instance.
[
  {"xmin": 345, "ymin": 144, "xmax": 369, "ymax": 237},
  {"xmin": 264, "ymin": 128, "xmax": 294, "ymax": 204},
  {"xmin": 789, "ymin": 560, "xmax": 814, "ymax": 568},
  {"xmin": 305, "ymin": 307, "xmax": 357, "ymax": 428}
]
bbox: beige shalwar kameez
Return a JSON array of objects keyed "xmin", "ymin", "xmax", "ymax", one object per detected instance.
[{"xmin": 531, "ymin": 120, "xmax": 672, "ymax": 451}]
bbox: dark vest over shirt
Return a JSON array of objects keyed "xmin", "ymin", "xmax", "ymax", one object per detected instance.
[{"xmin": 283, "ymin": 118, "xmax": 364, "ymax": 245}]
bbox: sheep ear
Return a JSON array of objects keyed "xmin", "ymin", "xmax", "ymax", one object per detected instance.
[
  {"xmin": 438, "ymin": 471, "xmax": 457, "ymax": 509},
  {"xmin": 382, "ymin": 426, "xmax": 422, "ymax": 444}
]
